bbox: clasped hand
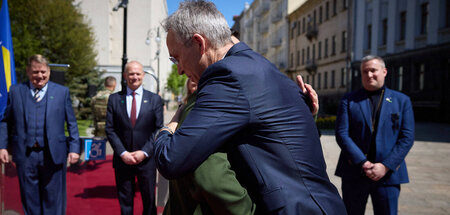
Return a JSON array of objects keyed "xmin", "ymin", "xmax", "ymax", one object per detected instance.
[
  {"xmin": 121, "ymin": 151, "xmax": 147, "ymax": 165},
  {"xmin": 362, "ymin": 161, "xmax": 389, "ymax": 181}
]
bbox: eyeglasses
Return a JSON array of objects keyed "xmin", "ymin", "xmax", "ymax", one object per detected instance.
[{"xmin": 169, "ymin": 57, "xmax": 178, "ymax": 65}]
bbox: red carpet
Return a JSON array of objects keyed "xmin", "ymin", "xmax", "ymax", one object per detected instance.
[{"xmin": 1, "ymin": 155, "xmax": 164, "ymax": 215}]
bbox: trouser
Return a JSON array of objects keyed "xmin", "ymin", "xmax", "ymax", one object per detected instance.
[
  {"xmin": 342, "ymin": 178, "xmax": 400, "ymax": 215},
  {"xmin": 16, "ymin": 146, "xmax": 66, "ymax": 215}
]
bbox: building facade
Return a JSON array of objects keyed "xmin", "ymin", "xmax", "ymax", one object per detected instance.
[
  {"xmin": 287, "ymin": 0, "xmax": 352, "ymax": 114},
  {"xmin": 351, "ymin": 0, "xmax": 450, "ymax": 122},
  {"xmin": 74, "ymin": 0, "xmax": 171, "ymax": 96},
  {"xmin": 238, "ymin": 0, "xmax": 289, "ymax": 73}
]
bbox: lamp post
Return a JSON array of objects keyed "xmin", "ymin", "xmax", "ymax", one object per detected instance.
[
  {"xmin": 113, "ymin": 0, "xmax": 129, "ymax": 92},
  {"xmin": 145, "ymin": 27, "xmax": 161, "ymax": 95}
]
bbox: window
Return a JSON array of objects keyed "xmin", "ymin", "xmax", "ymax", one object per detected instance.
[
  {"xmin": 381, "ymin": 18, "xmax": 388, "ymax": 45},
  {"xmin": 307, "ymin": 46, "xmax": 310, "ymax": 61},
  {"xmin": 324, "ymin": 39, "xmax": 329, "ymax": 57},
  {"xmin": 296, "ymin": 50, "xmax": 300, "ymax": 66},
  {"xmin": 419, "ymin": 64, "xmax": 425, "ymax": 90},
  {"xmin": 324, "ymin": 71, "xmax": 328, "ymax": 89},
  {"xmin": 319, "ymin": 6, "xmax": 323, "ymax": 24},
  {"xmin": 297, "ymin": 21, "xmax": 301, "ymax": 36},
  {"xmin": 290, "ymin": 53, "xmax": 293, "ymax": 68},
  {"xmin": 302, "ymin": 17, "xmax": 306, "ymax": 33},
  {"xmin": 313, "ymin": 44, "xmax": 316, "ymax": 60},
  {"xmin": 313, "ymin": 10, "xmax": 317, "ymax": 26},
  {"xmin": 302, "ymin": 49, "xmax": 305, "ymax": 65},
  {"xmin": 318, "ymin": 41, "xmax": 322, "ymax": 59},
  {"xmin": 398, "ymin": 66, "xmax": 403, "ymax": 91},
  {"xmin": 446, "ymin": 0, "xmax": 450, "ymax": 27},
  {"xmin": 367, "ymin": 24, "xmax": 372, "ymax": 49},
  {"xmin": 333, "ymin": 0, "xmax": 337, "ymax": 16},
  {"xmin": 291, "ymin": 24, "xmax": 295, "ymax": 39},
  {"xmin": 342, "ymin": 31, "xmax": 347, "ymax": 52},
  {"xmin": 326, "ymin": 1, "xmax": 330, "ymax": 20},
  {"xmin": 420, "ymin": 3, "xmax": 429, "ymax": 35},
  {"xmin": 343, "ymin": 0, "xmax": 348, "ymax": 10},
  {"xmin": 312, "ymin": 75, "xmax": 316, "ymax": 88},
  {"xmin": 306, "ymin": 75, "xmax": 310, "ymax": 84},
  {"xmin": 331, "ymin": 35, "xmax": 336, "ymax": 55},
  {"xmin": 318, "ymin": 73, "xmax": 322, "ymax": 89},
  {"xmin": 399, "ymin": 11, "xmax": 406, "ymax": 40},
  {"xmin": 341, "ymin": 68, "xmax": 346, "ymax": 87},
  {"xmin": 331, "ymin": 70, "xmax": 336, "ymax": 88}
]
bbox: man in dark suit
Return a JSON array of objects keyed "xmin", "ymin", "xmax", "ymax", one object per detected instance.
[
  {"xmin": 335, "ymin": 55, "xmax": 415, "ymax": 215},
  {"xmin": 105, "ymin": 61, "xmax": 163, "ymax": 215},
  {"xmin": 0, "ymin": 54, "xmax": 80, "ymax": 215},
  {"xmin": 153, "ymin": 1, "xmax": 346, "ymax": 214}
]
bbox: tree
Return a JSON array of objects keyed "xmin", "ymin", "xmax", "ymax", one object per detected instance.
[
  {"xmin": 7, "ymin": 0, "xmax": 100, "ymax": 119},
  {"xmin": 166, "ymin": 64, "xmax": 187, "ymax": 96}
]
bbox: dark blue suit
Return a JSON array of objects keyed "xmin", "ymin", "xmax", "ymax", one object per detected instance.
[
  {"xmin": 105, "ymin": 89, "xmax": 163, "ymax": 215},
  {"xmin": 154, "ymin": 43, "xmax": 346, "ymax": 214},
  {"xmin": 335, "ymin": 87, "xmax": 414, "ymax": 215},
  {"xmin": 0, "ymin": 81, "xmax": 80, "ymax": 215}
]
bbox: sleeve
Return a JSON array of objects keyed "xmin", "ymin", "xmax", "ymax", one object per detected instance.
[
  {"xmin": 0, "ymin": 89, "xmax": 14, "ymax": 149},
  {"xmin": 142, "ymin": 95, "xmax": 164, "ymax": 155},
  {"xmin": 335, "ymin": 95, "xmax": 367, "ymax": 165},
  {"xmin": 64, "ymin": 88, "xmax": 80, "ymax": 154},
  {"xmin": 381, "ymin": 97, "xmax": 415, "ymax": 171},
  {"xmin": 153, "ymin": 75, "xmax": 250, "ymax": 179},
  {"xmin": 193, "ymin": 152, "xmax": 256, "ymax": 215},
  {"xmin": 105, "ymin": 95, "xmax": 127, "ymax": 154}
]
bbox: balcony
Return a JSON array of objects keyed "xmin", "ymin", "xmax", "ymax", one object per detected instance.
[
  {"xmin": 261, "ymin": 1, "xmax": 270, "ymax": 14},
  {"xmin": 258, "ymin": 22, "xmax": 269, "ymax": 34},
  {"xmin": 306, "ymin": 25, "xmax": 318, "ymax": 41},
  {"xmin": 271, "ymin": 36, "xmax": 282, "ymax": 47},
  {"xmin": 305, "ymin": 60, "xmax": 317, "ymax": 74},
  {"xmin": 271, "ymin": 11, "xmax": 282, "ymax": 23}
]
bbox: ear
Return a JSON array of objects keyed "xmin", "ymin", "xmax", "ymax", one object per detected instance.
[{"xmin": 192, "ymin": 33, "xmax": 206, "ymax": 55}]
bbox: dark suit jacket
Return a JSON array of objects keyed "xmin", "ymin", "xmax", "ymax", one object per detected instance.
[
  {"xmin": 105, "ymin": 89, "xmax": 163, "ymax": 167},
  {"xmin": 335, "ymin": 87, "xmax": 414, "ymax": 184},
  {"xmin": 154, "ymin": 42, "xmax": 346, "ymax": 214},
  {"xmin": 0, "ymin": 81, "xmax": 80, "ymax": 165}
]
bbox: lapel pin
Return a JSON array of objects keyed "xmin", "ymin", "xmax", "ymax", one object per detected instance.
[
  {"xmin": 121, "ymin": 100, "xmax": 124, "ymax": 103},
  {"xmin": 50, "ymin": 96, "xmax": 54, "ymax": 99},
  {"xmin": 144, "ymin": 100, "xmax": 148, "ymax": 103},
  {"xmin": 386, "ymin": 97, "xmax": 392, "ymax": 103}
]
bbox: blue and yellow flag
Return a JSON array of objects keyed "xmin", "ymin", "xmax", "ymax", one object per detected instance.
[{"xmin": 0, "ymin": 0, "xmax": 16, "ymax": 118}]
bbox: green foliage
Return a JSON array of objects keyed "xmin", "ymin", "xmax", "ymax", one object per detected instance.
[
  {"xmin": 166, "ymin": 64, "xmax": 187, "ymax": 95},
  {"xmin": 316, "ymin": 116, "xmax": 337, "ymax": 130},
  {"xmin": 8, "ymin": 0, "xmax": 100, "ymax": 119}
]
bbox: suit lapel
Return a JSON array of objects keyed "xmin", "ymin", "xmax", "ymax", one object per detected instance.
[
  {"xmin": 136, "ymin": 90, "xmax": 150, "ymax": 126},
  {"xmin": 45, "ymin": 82, "xmax": 54, "ymax": 123},
  {"xmin": 377, "ymin": 88, "xmax": 391, "ymax": 131},
  {"xmin": 358, "ymin": 92, "xmax": 373, "ymax": 131},
  {"xmin": 119, "ymin": 92, "xmax": 131, "ymax": 126},
  {"xmin": 21, "ymin": 83, "xmax": 31, "ymax": 124}
]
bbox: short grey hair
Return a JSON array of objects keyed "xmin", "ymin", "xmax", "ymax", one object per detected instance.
[
  {"xmin": 162, "ymin": 0, "xmax": 232, "ymax": 48},
  {"xmin": 361, "ymin": 55, "xmax": 386, "ymax": 68},
  {"xmin": 27, "ymin": 54, "xmax": 49, "ymax": 67}
]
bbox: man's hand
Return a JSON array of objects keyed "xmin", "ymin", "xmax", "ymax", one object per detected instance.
[
  {"xmin": 296, "ymin": 75, "xmax": 319, "ymax": 116},
  {"xmin": 130, "ymin": 150, "xmax": 147, "ymax": 164},
  {"xmin": 364, "ymin": 162, "xmax": 389, "ymax": 181},
  {"xmin": 0, "ymin": 149, "xmax": 9, "ymax": 164},
  {"xmin": 121, "ymin": 151, "xmax": 137, "ymax": 165},
  {"xmin": 67, "ymin": 152, "xmax": 80, "ymax": 164}
]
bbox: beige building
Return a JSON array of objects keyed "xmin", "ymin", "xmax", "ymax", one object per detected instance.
[
  {"xmin": 238, "ymin": 0, "xmax": 289, "ymax": 73},
  {"xmin": 287, "ymin": 0, "xmax": 351, "ymax": 113},
  {"xmin": 74, "ymin": 0, "xmax": 171, "ymax": 95}
]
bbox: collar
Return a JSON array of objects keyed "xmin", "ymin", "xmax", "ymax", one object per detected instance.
[
  {"xmin": 126, "ymin": 85, "xmax": 143, "ymax": 96},
  {"xmin": 29, "ymin": 81, "xmax": 48, "ymax": 92}
]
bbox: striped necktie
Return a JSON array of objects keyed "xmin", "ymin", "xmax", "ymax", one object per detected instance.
[{"xmin": 34, "ymin": 88, "xmax": 41, "ymax": 102}]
